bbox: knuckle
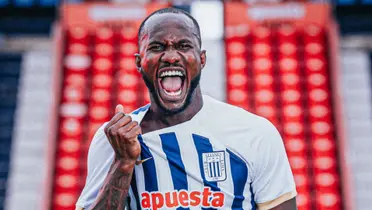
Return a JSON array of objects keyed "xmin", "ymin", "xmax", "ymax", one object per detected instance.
[
  {"xmin": 109, "ymin": 127, "xmax": 118, "ymax": 136},
  {"xmin": 119, "ymin": 129, "xmax": 127, "ymax": 137},
  {"xmin": 106, "ymin": 126, "xmax": 113, "ymax": 135},
  {"xmin": 134, "ymin": 125, "xmax": 141, "ymax": 132},
  {"xmin": 123, "ymin": 133, "xmax": 131, "ymax": 140},
  {"xmin": 104, "ymin": 124, "xmax": 112, "ymax": 134},
  {"xmin": 125, "ymin": 115, "xmax": 132, "ymax": 122}
]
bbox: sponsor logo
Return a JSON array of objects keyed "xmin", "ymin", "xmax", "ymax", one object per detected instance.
[{"xmin": 141, "ymin": 187, "xmax": 224, "ymax": 210}]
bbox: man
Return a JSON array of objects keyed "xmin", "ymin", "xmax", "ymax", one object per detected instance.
[{"xmin": 76, "ymin": 7, "xmax": 297, "ymax": 210}]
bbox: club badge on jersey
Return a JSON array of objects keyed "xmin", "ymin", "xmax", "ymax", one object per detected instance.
[{"xmin": 202, "ymin": 151, "xmax": 226, "ymax": 182}]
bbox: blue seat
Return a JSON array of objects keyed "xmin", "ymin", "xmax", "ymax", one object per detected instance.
[
  {"xmin": 0, "ymin": 142, "xmax": 11, "ymax": 156},
  {"xmin": 0, "ymin": 17, "xmax": 54, "ymax": 35},
  {"xmin": 0, "ymin": 53, "xmax": 21, "ymax": 61},
  {"xmin": 337, "ymin": 0, "xmax": 356, "ymax": 5},
  {"xmin": 0, "ymin": 53, "xmax": 19, "ymax": 210},
  {"xmin": 0, "ymin": 77, "xmax": 19, "ymax": 108},
  {"xmin": 0, "ymin": 61, "xmax": 21, "ymax": 77},
  {"xmin": 0, "ymin": 178, "xmax": 6, "ymax": 191},
  {"xmin": 0, "ymin": 77, "xmax": 19, "ymax": 89},
  {"xmin": 0, "ymin": 160, "xmax": 9, "ymax": 176},
  {"xmin": 14, "ymin": 0, "xmax": 33, "ymax": 7},
  {"xmin": 362, "ymin": 0, "xmax": 372, "ymax": 4},
  {"xmin": 0, "ymin": 126, "xmax": 12, "ymax": 140},
  {"xmin": 0, "ymin": 0, "xmax": 8, "ymax": 7},
  {"xmin": 0, "ymin": 154, "xmax": 10, "ymax": 162},
  {"xmin": 0, "ymin": 195, "xmax": 4, "ymax": 210},
  {"xmin": 0, "ymin": 108, "xmax": 14, "ymax": 126},
  {"xmin": 39, "ymin": 0, "xmax": 59, "ymax": 7}
]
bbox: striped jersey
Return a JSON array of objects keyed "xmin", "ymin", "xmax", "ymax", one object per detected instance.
[{"xmin": 76, "ymin": 95, "xmax": 297, "ymax": 210}]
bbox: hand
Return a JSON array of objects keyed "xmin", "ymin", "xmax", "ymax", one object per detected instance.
[{"xmin": 104, "ymin": 105, "xmax": 141, "ymax": 171}]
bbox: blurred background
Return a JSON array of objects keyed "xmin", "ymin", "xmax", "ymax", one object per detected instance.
[{"xmin": 0, "ymin": 0, "xmax": 371, "ymax": 210}]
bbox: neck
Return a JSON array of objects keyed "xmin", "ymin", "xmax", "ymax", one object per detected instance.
[{"xmin": 147, "ymin": 86, "xmax": 203, "ymax": 127}]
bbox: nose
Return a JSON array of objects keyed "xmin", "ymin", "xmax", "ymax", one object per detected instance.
[{"xmin": 161, "ymin": 48, "xmax": 181, "ymax": 65}]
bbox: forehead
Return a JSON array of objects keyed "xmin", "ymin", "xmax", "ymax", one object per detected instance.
[{"xmin": 142, "ymin": 13, "xmax": 197, "ymax": 42}]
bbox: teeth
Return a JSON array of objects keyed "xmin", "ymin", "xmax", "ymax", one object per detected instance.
[
  {"xmin": 160, "ymin": 70, "xmax": 184, "ymax": 78},
  {"xmin": 164, "ymin": 88, "xmax": 182, "ymax": 96}
]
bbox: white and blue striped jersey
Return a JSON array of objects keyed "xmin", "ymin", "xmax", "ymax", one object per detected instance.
[{"xmin": 76, "ymin": 95, "xmax": 297, "ymax": 210}]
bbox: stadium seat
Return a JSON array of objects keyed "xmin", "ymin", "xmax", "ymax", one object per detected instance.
[
  {"xmin": 224, "ymin": 22, "xmax": 343, "ymax": 210},
  {"xmin": 51, "ymin": 23, "xmax": 151, "ymax": 209}
]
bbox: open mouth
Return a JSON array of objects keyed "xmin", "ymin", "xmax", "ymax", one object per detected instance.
[{"xmin": 157, "ymin": 67, "xmax": 187, "ymax": 103}]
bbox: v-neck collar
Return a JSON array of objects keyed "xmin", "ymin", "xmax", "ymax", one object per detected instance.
[{"xmin": 131, "ymin": 95, "xmax": 211, "ymax": 136}]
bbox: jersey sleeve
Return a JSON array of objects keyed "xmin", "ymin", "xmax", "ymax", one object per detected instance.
[
  {"xmin": 250, "ymin": 119, "xmax": 297, "ymax": 210},
  {"xmin": 75, "ymin": 122, "xmax": 115, "ymax": 209}
]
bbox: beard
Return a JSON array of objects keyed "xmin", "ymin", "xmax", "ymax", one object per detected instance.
[{"xmin": 141, "ymin": 71, "xmax": 201, "ymax": 116}]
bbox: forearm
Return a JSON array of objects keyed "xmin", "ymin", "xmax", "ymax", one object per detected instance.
[{"xmin": 88, "ymin": 160, "xmax": 135, "ymax": 210}]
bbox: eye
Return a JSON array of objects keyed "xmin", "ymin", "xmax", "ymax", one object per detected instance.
[
  {"xmin": 149, "ymin": 45, "xmax": 164, "ymax": 52},
  {"xmin": 179, "ymin": 43, "xmax": 192, "ymax": 50}
]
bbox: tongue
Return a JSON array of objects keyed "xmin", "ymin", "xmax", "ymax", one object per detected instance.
[{"xmin": 161, "ymin": 77, "xmax": 182, "ymax": 92}]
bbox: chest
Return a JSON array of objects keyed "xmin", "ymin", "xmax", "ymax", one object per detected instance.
[{"xmin": 131, "ymin": 130, "xmax": 253, "ymax": 209}]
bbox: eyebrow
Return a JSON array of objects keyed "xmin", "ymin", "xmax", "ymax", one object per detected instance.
[
  {"xmin": 148, "ymin": 41, "xmax": 165, "ymax": 46},
  {"xmin": 148, "ymin": 39, "xmax": 194, "ymax": 46},
  {"xmin": 178, "ymin": 39, "xmax": 194, "ymax": 44}
]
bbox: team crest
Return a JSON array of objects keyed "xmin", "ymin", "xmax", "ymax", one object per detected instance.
[{"xmin": 202, "ymin": 151, "xmax": 226, "ymax": 182}]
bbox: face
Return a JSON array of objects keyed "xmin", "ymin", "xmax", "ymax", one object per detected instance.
[{"xmin": 136, "ymin": 13, "xmax": 206, "ymax": 114}]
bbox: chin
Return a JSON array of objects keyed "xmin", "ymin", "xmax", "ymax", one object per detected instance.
[{"xmin": 142, "ymin": 71, "xmax": 201, "ymax": 116}]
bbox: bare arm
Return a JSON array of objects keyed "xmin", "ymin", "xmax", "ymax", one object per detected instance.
[
  {"xmin": 88, "ymin": 160, "xmax": 134, "ymax": 210},
  {"xmin": 86, "ymin": 105, "xmax": 141, "ymax": 210},
  {"xmin": 268, "ymin": 197, "xmax": 297, "ymax": 210}
]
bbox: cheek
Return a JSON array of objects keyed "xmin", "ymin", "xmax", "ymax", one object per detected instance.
[
  {"xmin": 184, "ymin": 53, "xmax": 200, "ymax": 76},
  {"xmin": 141, "ymin": 54, "xmax": 161, "ymax": 75}
]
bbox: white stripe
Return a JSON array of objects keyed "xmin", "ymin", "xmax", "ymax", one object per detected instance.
[
  {"xmin": 128, "ymin": 187, "xmax": 136, "ymax": 210},
  {"xmin": 143, "ymin": 134, "xmax": 174, "ymax": 194},
  {"xmin": 243, "ymin": 169, "xmax": 254, "ymax": 209},
  {"xmin": 134, "ymin": 164, "xmax": 145, "ymax": 208},
  {"xmin": 176, "ymin": 132, "xmax": 204, "ymax": 210},
  {"xmin": 217, "ymin": 149, "xmax": 234, "ymax": 209}
]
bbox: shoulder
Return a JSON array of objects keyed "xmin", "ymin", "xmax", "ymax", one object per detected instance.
[
  {"xmin": 204, "ymin": 95, "xmax": 277, "ymax": 136},
  {"xmin": 89, "ymin": 122, "xmax": 109, "ymax": 151}
]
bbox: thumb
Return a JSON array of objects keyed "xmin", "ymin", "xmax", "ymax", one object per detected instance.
[{"xmin": 115, "ymin": 104, "xmax": 124, "ymax": 114}]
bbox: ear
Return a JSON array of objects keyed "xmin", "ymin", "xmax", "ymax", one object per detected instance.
[
  {"xmin": 135, "ymin": 53, "xmax": 142, "ymax": 71},
  {"xmin": 200, "ymin": 50, "xmax": 207, "ymax": 70}
]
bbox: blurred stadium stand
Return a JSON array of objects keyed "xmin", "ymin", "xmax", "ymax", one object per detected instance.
[
  {"xmin": 5, "ymin": 51, "xmax": 53, "ymax": 210},
  {"xmin": 0, "ymin": 53, "xmax": 21, "ymax": 209},
  {"xmin": 0, "ymin": 0, "xmax": 372, "ymax": 210}
]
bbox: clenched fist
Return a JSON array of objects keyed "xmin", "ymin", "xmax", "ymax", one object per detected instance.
[{"xmin": 104, "ymin": 104, "xmax": 142, "ymax": 172}]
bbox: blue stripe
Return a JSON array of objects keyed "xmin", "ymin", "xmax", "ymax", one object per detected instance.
[
  {"xmin": 160, "ymin": 132, "xmax": 189, "ymax": 210},
  {"xmin": 132, "ymin": 104, "xmax": 150, "ymax": 115},
  {"xmin": 250, "ymin": 185, "xmax": 256, "ymax": 210},
  {"xmin": 192, "ymin": 134, "xmax": 220, "ymax": 192},
  {"xmin": 160, "ymin": 132, "xmax": 188, "ymax": 191},
  {"xmin": 130, "ymin": 172, "xmax": 141, "ymax": 210},
  {"xmin": 138, "ymin": 135, "xmax": 158, "ymax": 192},
  {"xmin": 127, "ymin": 196, "xmax": 131, "ymax": 210},
  {"xmin": 227, "ymin": 149, "xmax": 249, "ymax": 209},
  {"xmin": 192, "ymin": 134, "xmax": 220, "ymax": 210}
]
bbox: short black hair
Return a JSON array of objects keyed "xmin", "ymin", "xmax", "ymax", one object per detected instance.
[{"xmin": 137, "ymin": 7, "xmax": 202, "ymax": 48}]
